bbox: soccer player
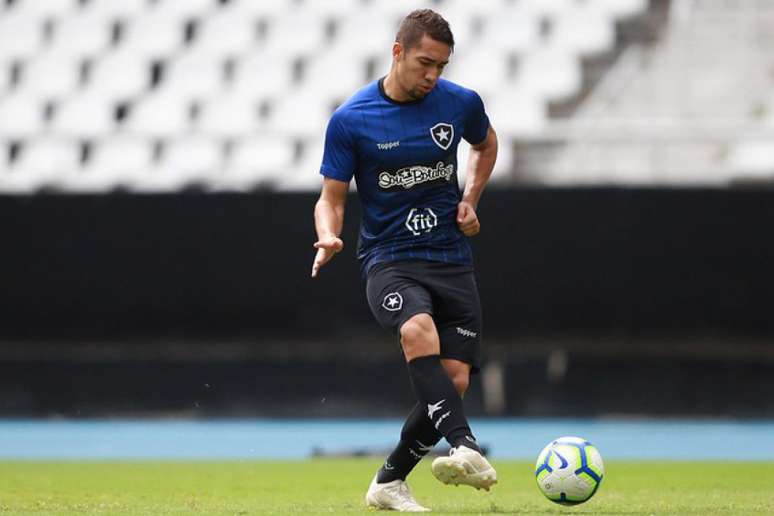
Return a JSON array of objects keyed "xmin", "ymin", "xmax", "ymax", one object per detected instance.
[{"xmin": 311, "ymin": 9, "xmax": 498, "ymax": 512}]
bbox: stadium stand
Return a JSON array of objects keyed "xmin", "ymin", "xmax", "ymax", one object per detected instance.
[{"xmin": 0, "ymin": 0, "xmax": 664, "ymax": 192}]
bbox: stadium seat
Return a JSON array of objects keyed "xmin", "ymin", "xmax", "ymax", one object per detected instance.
[
  {"xmin": 262, "ymin": 14, "xmax": 328, "ymax": 59},
  {"xmin": 593, "ymin": 0, "xmax": 648, "ymax": 20},
  {"xmin": 432, "ymin": 9, "xmax": 476, "ymax": 50},
  {"xmin": 7, "ymin": 0, "xmax": 80, "ymax": 20},
  {"xmin": 366, "ymin": 0, "xmax": 441, "ymax": 21},
  {"xmin": 444, "ymin": 0, "xmax": 514, "ymax": 14},
  {"xmin": 85, "ymin": 50, "xmax": 150, "ymax": 101},
  {"xmin": 0, "ymin": 94, "xmax": 45, "ymax": 139},
  {"xmin": 487, "ymin": 89, "xmax": 547, "ymax": 138},
  {"xmin": 551, "ymin": 7, "xmax": 615, "ymax": 56},
  {"xmin": 137, "ymin": 135, "xmax": 222, "ymax": 192},
  {"xmin": 156, "ymin": 53, "xmax": 225, "ymax": 102},
  {"xmin": 117, "ymin": 14, "xmax": 185, "ymax": 60},
  {"xmin": 267, "ymin": 92, "xmax": 333, "ymax": 139},
  {"xmin": 518, "ymin": 49, "xmax": 581, "ymax": 102},
  {"xmin": 51, "ymin": 94, "xmax": 116, "ymax": 139},
  {"xmin": 66, "ymin": 135, "xmax": 155, "ymax": 192},
  {"xmin": 221, "ymin": 0, "xmax": 295, "ymax": 20},
  {"xmin": 279, "ymin": 140, "xmax": 324, "ymax": 192},
  {"xmin": 477, "ymin": 10, "xmax": 542, "ymax": 55},
  {"xmin": 520, "ymin": 0, "xmax": 575, "ymax": 19},
  {"xmin": 3, "ymin": 137, "xmax": 80, "ymax": 193},
  {"xmin": 81, "ymin": 0, "xmax": 149, "ymax": 21},
  {"xmin": 0, "ymin": 13, "xmax": 44, "ymax": 64},
  {"xmin": 301, "ymin": 52, "xmax": 368, "ymax": 102},
  {"xmin": 190, "ymin": 10, "xmax": 259, "ymax": 60},
  {"xmin": 303, "ymin": 0, "xmax": 369, "ymax": 19},
  {"xmin": 150, "ymin": 0, "xmax": 219, "ymax": 21},
  {"xmin": 50, "ymin": 12, "xmax": 114, "ymax": 60},
  {"xmin": 197, "ymin": 96, "xmax": 262, "ymax": 138},
  {"xmin": 330, "ymin": 13, "xmax": 398, "ymax": 60},
  {"xmin": 443, "ymin": 50, "xmax": 510, "ymax": 98},
  {"xmin": 20, "ymin": 52, "xmax": 81, "ymax": 101},
  {"xmin": 219, "ymin": 135, "xmax": 296, "ymax": 191},
  {"xmin": 232, "ymin": 51, "xmax": 295, "ymax": 100},
  {"xmin": 124, "ymin": 94, "xmax": 192, "ymax": 138},
  {"xmin": 729, "ymin": 140, "xmax": 774, "ymax": 178}
]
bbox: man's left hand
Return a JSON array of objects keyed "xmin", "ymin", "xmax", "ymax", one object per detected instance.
[{"xmin": 456, "ymin": 201, "xmax": 480, "ymax": 237}]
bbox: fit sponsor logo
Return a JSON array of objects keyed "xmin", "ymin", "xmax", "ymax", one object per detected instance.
[
  {"xmin": 378, "ymin": 161, "xmax": 454, "ymax": 190},
  {"xmin": 430, "ymin": 122, "xmax": 454, "ymax": 150},
  {"xmin": 405, "ymin": 208, "xmax": 437, "ymax": 236},
  {"xmin": 377, "ymin": 140, "xmax": 400, "ymax": 150},
  {"xmin": 382, "ymin": 292, "xmax": 403, "ymax": 311},
  {"xmin": 456, "ymin": 327, "xmax": 478, "ymax": 338}
]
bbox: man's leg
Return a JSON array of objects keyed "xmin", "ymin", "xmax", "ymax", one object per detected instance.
[
  {"xmin": 400, "ymin": 314, "xmax": 481, "ymax": 452},
  {"xmin": 376, "ymin": 359, "xmax": 470, "ymax": 483}
]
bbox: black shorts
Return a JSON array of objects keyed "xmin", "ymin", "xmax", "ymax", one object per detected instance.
[{"xmin": 366, "ymin": 259, "xmax": 482, "ymax": 373}]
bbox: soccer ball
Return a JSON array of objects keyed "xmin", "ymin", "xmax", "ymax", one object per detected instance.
[{"xmin": 534, "ymin": 436, "xmax": 604, "ymax": 505}]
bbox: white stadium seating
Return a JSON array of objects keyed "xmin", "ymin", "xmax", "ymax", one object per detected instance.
[
  {"xmin": 0, "ymin": 13, "xmax": 44, "ymax": 64},
  {"xmin": 197, "ymin": 95, "xmax": 263, "ymax": 139},
  {"xmin": 124, "ymin": 93, "xmax": 191, "ymax": 139},
  {"xmin": 156, "ymin": 53, "xmax": 224, "ymax": 102},
  {"xmin": 0, "ymin": 93, "xmax": 45, "ymax": 139},
  {"xmin": 82, "ymin": 0, "xmax": 149, "ymax": 21},
  {"xmin": 0, "ymin": 0, "xmax": 654, "ymax": 193},
  {"xmin": 50, "ymin": 12, "xmax": 114, "ymax": 60},
  {"xmin": 3, "ymin": 137, "xmax": 80, "ymax": 193},
  {"xmin": 67, "ymin": 135, "xmax": 155, "ymax": 192},
  {"xmin": 51, "ymin": 94, "xmax": 116, "ymax": 138},
  {"xmin": 20, "ymin": 52, "xmax": 81, "ymax": 101},
  {"xmin": 220, "ymin": 135, "xmax": 296, "ymax": 191},
  {"xmin": 190, "ymin": 10, "xmax": 259, "ymax": 60},
  {"xmin": 7, "ymin": 0, "xmax": 80, "ymax": 21},
  {"xmin": 85, "ymin": 50, "xmax": 150, "ymax": 101}
]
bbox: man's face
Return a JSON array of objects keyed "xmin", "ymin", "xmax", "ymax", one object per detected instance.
[{"xmin": 394, "ymin": 34, "xmax": 451, "ymax": 100}]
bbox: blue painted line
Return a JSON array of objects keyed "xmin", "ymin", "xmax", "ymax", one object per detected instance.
[{"xmin": 0, "ymin": 419, "xmax": 772, "ymax": 460}]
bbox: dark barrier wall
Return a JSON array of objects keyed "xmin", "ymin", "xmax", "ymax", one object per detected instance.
[{"xmin": 1, "ymin": 188, "xmax": 773, "ymax": 340}]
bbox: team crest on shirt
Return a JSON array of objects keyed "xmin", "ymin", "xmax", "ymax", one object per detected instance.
[
  {"xmin": 430, "ymin": 122, "xmax": 454, "ymax": 150},
  {"xmin": 382, "ymin": 292, "xmax": 403, "ymax": 311}
]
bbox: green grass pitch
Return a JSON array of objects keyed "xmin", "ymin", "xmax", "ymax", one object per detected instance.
[{"xmin": 1, "ymin": 460, "xmax": 773, "ymax": 514}]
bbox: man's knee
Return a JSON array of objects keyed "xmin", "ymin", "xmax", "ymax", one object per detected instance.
[
  {"xmin": 450, "ymin": 373, "xmax": 469, "ymax": 396},
  {"xmin": 442, "ymin": 359, "xmax": 471, "ymax": 396},
  {"xmin": 400, "ymin": 314, "xmax": 439, "ymax": 360}
]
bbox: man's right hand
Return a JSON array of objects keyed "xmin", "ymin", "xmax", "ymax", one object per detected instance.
[{"xmin": 311, "ymin": 235, "xmax": 344, "ymax": 278}]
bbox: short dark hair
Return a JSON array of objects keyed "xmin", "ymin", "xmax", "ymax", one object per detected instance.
[{"xmin": 395, "ymin": 9, "xmax": 454, "ymax": 52}]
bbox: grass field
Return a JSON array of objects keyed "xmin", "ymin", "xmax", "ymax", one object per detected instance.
[{"xmin": 2, "ymin": 459, "xmax": 773, "ymax": 515}]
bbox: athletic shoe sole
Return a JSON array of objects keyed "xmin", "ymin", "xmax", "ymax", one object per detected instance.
[{"xmin": 431, "ymin": 457, "xmax": 498, "ymax": 491}]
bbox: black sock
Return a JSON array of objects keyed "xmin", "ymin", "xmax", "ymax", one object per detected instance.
[
  {"xmin": 377, "ymin": 402, "xmax": 443, "ymax": 483},
  {"xmin": 405, "ymin": 355, "xmax": 481, "ymax": 453}
]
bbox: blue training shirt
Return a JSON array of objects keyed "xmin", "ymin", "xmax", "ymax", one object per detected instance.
[{"xmin": 320, "ymin": 77, "xmax": 490, "ymax": 276}]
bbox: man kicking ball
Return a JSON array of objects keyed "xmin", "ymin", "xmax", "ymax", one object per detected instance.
[{"xmin": 311, "ymin": 9, "xmax": 499, "ymax": 512}]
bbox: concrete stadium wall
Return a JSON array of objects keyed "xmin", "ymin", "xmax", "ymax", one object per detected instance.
[{"xmin": 1, "ymin": 189, "xmax": 772, "ymax": 340}]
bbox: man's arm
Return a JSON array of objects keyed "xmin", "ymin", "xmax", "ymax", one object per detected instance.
[
  {"xmin": 311, "ymin": 177, "xmax": 349, "ymax": 278},
  {"xmin": 457, "ymin": 125, "xmax": 498, "ymax": 236}
]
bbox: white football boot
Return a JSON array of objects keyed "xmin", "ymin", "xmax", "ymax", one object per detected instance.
[
  {"xmin": 430, "ymin": 445, "xmax": 498, "ymax": 491},
  {"xmin": 365, "ymin": 473, "xmax": 431, "ymax": 512}
]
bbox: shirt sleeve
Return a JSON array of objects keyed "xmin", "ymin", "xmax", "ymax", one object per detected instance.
[
  {"xmin": 320, "ymin": 111, "xmax": 356, "ymax": 182},
  {"xmin": 462, "ymin": 90, "xmax": 490, "ymax": 146}
]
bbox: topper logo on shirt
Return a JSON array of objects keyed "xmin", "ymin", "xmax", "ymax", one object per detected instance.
[{"xmin": 430, "ymin": 122, "xmax": 454, "ymax": 150}]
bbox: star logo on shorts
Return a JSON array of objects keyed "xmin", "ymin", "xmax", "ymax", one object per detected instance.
[
  {"xmin": 382, "ymin": 292, "xmax": 403, "ymax": 312},
  {"xmin": 430, "ymin": 122, "xmax": 454, "ymax": 150}
]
